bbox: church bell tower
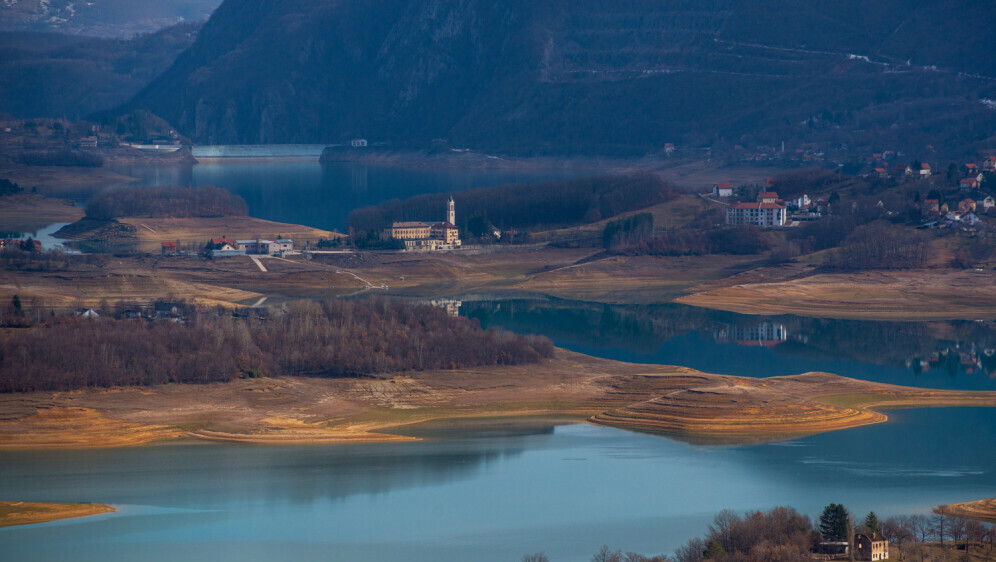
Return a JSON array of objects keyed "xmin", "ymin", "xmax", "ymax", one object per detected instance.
[{"xmin": 447, "ymin": 196, "xmax": 455, "ymax": 225}]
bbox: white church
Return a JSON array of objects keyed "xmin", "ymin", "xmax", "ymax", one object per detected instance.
[{"xmin": 388, "ymin": 196, "xmax": 462, "ymax": 250}]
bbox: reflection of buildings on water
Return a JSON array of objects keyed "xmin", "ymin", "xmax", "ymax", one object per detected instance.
[
  {"xmin": 908, "ymin": 347, "xmax": 996, "ymax": 376},
  {"xmin": 424, "ymin": 299, "xmax": 462, "ymax": 317},
  {"xmin": 714, "ymin": 321, "xmax": 788, "ymax": 347},
  {"xmin": 351, "ymin": 166, "xmax": 368, "ymax": 192}
]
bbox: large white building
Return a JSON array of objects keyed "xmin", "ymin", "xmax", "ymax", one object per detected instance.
[
  {"xmin": 726, "ymin": 202, "xmax": 787, "ymax": 227},
  {"xmin": 389, "ymin": 196, "xmax": 461, "ymax": 250}
]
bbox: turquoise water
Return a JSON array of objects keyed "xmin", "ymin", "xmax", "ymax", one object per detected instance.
[{"xmin": 1, "ymin": 408, "xmax": 994, "ymax": 562}]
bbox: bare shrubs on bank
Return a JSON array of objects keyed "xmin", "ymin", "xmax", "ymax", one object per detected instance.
[
  {"xmin": 85, "ymin": 185, "xmax": 248, "ymax": 220},
  {"xmin": 0, "ymin": 298, "xmax": 553, "ymax": 392}
]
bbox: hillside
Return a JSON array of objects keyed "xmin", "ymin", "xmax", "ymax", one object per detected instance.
[
  {"xmin": 121, "ymin": 0, "xmax": 996, "ymax": 156},
  {"xmin": 0, "ymin": 23, "xmax": 201, "ymax": 120}
]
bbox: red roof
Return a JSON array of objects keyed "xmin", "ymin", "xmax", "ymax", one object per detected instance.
[
  {"xmin": 874, "ymin": 168, "xmax": 886, "ymax": 173},
  {"xmin": 391, "ymin": 221, "xmax": 430, "ymax": 228},
  {"xmin": 966, "ymin": 163, "xmax": 978, "ymax": 169},
  {"xmin": 921, "ymin": 163, "xmax": 931, "ymax": 169},
  {"xmin": 758, "ymin": 192, "xmax": 779, "ymax": 198},
  {"xmin": 161, "ymin": 241, "xmax": 178, "ymax": 248},
  {"xmin": 211, "ymin": 237, "xmax": 235, "ymax": 246},
  {"xmin": 432, "ymin": 222, "xmax": 458, "ymax": 229},
  {"xmin": 714, "ymin": 183, "xmax": 733, "ymax": 189},
  {"xmin": 730, "ymin": 202, "xmax": 786, "ymax": 210}
]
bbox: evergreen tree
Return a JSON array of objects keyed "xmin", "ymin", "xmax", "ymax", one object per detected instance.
[
  {"xmin": 865, "ymin": 511, "xmax": 881, "ymax": 536},
  {"xmin": 819, "ymin": 503, "xmax": 850, "ymax": 541}
]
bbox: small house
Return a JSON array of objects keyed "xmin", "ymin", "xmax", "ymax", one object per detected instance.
[
  {"xmin": 983, "ymin": 156, "xmax": 996, "ymax": 173},
  {"xmin": 874, "ymin": 167, "xmax": 889, "ymax": 179},
  {"xmin": 979, "ymin": 196, "xmax": 994, "ymax": 211},
  {"xmin": 161, "ymin": 241, "xmax": 179, "ymax": 256},
  {"xmin": 757, "ymin": 191, "xmax": 779, "ymax": 204},
  {"xmin": 923, "ymin": 199, "xmax": 939, "ymax": 212},
  {"xmin": 712, "ymin": 183, "xmax": 734, "ymax": 197},
  {"xmin": 960, "ymin": 178, "xmax": 979, "ymax": 191},
  {"xmin": 958, "ymin": 199, "xmax": 976, "ymax": 213},
  {"xmin": 919, "ymin": 163, "xmax": 931, "ymax": 177},
  {"xmin": 350, "ymin": 139, "xmax": 368, "ymax": 148},
  {"xmin": 855, "ymin": 533, "xmax": 888, "ymax": 562}
]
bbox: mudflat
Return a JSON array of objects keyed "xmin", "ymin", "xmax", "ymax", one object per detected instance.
[
  {"xmin": 2, "ymin": 351, "xmax": 994, "ymax": 449},
  {"xmin": 0, "ymin": 501, "xmax": 115, "ymax": 527},
  {"xmin": 0, "ymin": 193, "xmax": 85, "ymax": 232}
]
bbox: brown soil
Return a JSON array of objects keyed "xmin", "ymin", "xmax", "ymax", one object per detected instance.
[
  {"xmin": 0, "ymin": 165, "xmax": 138, "ymax": 193},
  {"xmin": 0, "ymin": 193, "xmax": 85, "ymax": 232},
  {"xmin": 1, "ymin": 351, "xmax": 993, "ymax": 449},
  {"xmin": 116, "ymin": 217, "xmax": 342, "ymax": 253},
  {"xmin": 0, "ymin": 501, "xmax": 116, "ymax": 527},
  {"xmin": 941, "ymin": 498, "xmax": 996, "ymax": 524},
  {"xmin": 677, "ymin": 269, "xmax": 996, "ymax": 320}
]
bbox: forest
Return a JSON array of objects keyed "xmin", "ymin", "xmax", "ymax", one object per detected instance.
[
  {"xmin": 346, "ymin": 175, "xmax": 677, "ymax": 235},
  {"xmin": 0, "ymin": 298, "xmax": 553, "ymax": 392},
  {"xmin": 85, "ymin": 185, "xmax": 248, "ymax": 219}
]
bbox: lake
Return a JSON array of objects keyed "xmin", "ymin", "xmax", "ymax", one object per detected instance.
[
  {"xmin": 459, "ymin": 299, "xmax": 996, "ymax": 391},
  {"xmin": 107, "ymin": 161, "xmax": 585, "ymax": 232},
  {"xmin": 1, "ymin": 408, "xmax": 994, "ymax": 562}
]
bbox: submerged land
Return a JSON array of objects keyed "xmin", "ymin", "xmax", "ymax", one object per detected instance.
[
  {"xmin": 0, "ymin": 501, "xmax": 115, "ymax": 527},
  {"xmin": 2, "ymin": 350, "xmax": 994, "ymax": 449}
]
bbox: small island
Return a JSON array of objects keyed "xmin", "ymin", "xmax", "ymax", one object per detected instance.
[{"xmin": 0, "ymin": 501, "xmax": 115, "ymax": 527}]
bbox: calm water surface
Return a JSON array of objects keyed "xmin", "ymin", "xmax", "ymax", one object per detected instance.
[
  {"xmin": 107, "ymin": 161, "xmax": 584, "ymax": 232},
  {"xmin": 461, "ymin": 299, "xmax": 996, "ymax": 391},
  {"xmin": 1, "ymin": 408, "xmax": 994, "ymax": 562}
]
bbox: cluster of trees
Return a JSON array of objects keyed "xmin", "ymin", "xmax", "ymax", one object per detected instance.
[
  {"xmin": 0, "ymin": 179, "xmax": 24, "ymax": 196},
  {"xmin": 603, "ymin": 213, "xmax": 653, "ymax": 250},
  {"xmin": 522, "ymin": 503, "xmax": 995, "ymax": 562},
  {"xmin": 618, "ymin": 226, "xmax": 771, "ymax": 256},
  {"xmin": 19, "ymin": 149, "xmax": 103, "ymax": 167},
  {"xmin": 0, "ymin": 298, "xmax": 553, "ymax": 392},
  {"xmin": 825, "ymin": 222, "xmax": 929, "ymax": 271},
  {"xmin": 85, "ymin": 185, "xmax": 248, "ymax": 220},
  {"xmin": 346, "ymin": 175, "xmax": 677, "ymax": 235}
]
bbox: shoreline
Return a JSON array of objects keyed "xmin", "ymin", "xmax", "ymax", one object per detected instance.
[
  {"xmin": 1, "ymin": 352, "xmax": 994, "ymax": 450},
  {"xmin": 940, "ymin": 498, "xmax": 996, "ymax": 524},
  {"xmin": 0, "ymin": 501, "xmax": 116, "ymax": 528}
]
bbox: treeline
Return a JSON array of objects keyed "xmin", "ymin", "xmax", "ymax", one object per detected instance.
[
  {"xmin": 523, "ymin": 503, "xmax": 996, "ymax": 562},
  {"xmin": 823, "ymin": 222, "xmax": 929, "ymax": 271},
  {"xmin": 20, "ymin": 149, "xmax": 103, "ymax": 167},
  {"xmin": 0, "ymin": 298, "xmax": 553, "ymax": 392},
  {"xmin": 347, "ymin": 175, "xmax": 677, "ymax": 234},
  {"xmin": 85, "ymin": 185, "xmax": 248, "ymax": 220},
  {"xmin": 0, "ymin": 179, "xmax": 24, "ymax": 196}
]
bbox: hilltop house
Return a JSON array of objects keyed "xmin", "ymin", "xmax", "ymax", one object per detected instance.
[
  {"xmin": 350, "ymin": 139, "xmax": 368, "ymax": 147},
  {"xmin": 855, "ymin": 533, "xmax": 888, "ymax": 562},
  {"xmin": 726, "ymin": 202, "xmax": 787, "ymax": 227},
  {"xmin": 712, "ymin": 183, "xmax": 734, "ymax": 197},
  {"xmin": 983, "ymin": 156, "xmax": 996, "ymax": 173},
  {"xmin": 919, "ymin": 163, "xmax": 931, "ymax": 177}
]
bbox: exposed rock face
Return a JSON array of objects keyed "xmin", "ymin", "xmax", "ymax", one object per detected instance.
[
  {"xmin": 0, "ymin": 0, "xmax": 221, "ymax": 37},
  {"xmin": 124, "ymin": 0, "xmax": 996, "ymax": 154}
]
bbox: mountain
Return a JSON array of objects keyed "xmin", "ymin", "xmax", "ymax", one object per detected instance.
[
  {"xmin": 0, "ymin": 23, "xmax": 201, "ymax": 120},
  {"xmin": 123, "ymin": 0, "xmax": 996, "ymax": 156},
  {"xmin": 0, "ymin": 0, "xmax": 221, "ymax": 37}
]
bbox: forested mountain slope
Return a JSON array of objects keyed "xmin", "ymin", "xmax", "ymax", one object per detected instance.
[{"xmin": 122, "ymin": 0, "xmax": 996, "ymax": 155}]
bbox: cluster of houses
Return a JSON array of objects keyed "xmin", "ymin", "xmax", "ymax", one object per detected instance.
[
  {"xmin": 907, "ymin": 347, "xmax": 996, "ymax": 377},
  {"xmin": 735, "ymin": 144, "xmax": 826, "ymax": 164},
  {"xmin": 76, "ymin": 301, "xmax": 189, "ymax": 323},
  {"xmin": 0, "ymin": 238, "xmax": 42, "ymax": 253},
  {"xmin": 387, "ymin": 196, "xmax": 462, "ymax": 251},
  {"xmin": 161, "ymin": 238, "xmax": 295, "ymax": 257}
]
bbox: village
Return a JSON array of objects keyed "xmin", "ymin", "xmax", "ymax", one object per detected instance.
[{"xmin": 708, "ymin": 154, "xmax": 996, "ymax": 230}]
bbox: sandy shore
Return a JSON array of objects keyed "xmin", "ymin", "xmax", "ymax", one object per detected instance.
[
  {"xmin": 1, "ymin": 351, "xmax": 994, "ymax": 449},
  {"xmin": 940, "ymin": 498, "xmax": 996, "ymax": 524},
  {"xmin": 0, "ymin": 501, "xmax": 115, "ymax": 527},
  {"xmin": 676, "ymin": 269, "xmax": 996, "ymax": 320}
]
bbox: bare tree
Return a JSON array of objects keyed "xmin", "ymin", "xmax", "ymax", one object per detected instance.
[
  {"xmin": 592, "ymin": 545, "xmax": 623, "ymax": 562},
  {"xmin": 522, "ymin": 553, "xmax": 550, "ymax": 562},
  {"xmin": 909, "ymin": 514, "xmax": 932, "ymax": 543}
]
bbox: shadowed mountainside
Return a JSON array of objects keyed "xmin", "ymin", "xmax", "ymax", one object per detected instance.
[
  {"xmin": 0, "ymin": 0, "xmax": 219, "ymax": 37},
  {"xmin": 120, "ymin": 0, "xmax": 996, "ymax": 155}
]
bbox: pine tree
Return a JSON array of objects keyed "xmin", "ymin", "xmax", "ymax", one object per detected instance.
[{"xmin": 819, "ymin": 503, "xmax": 850, "ymax": 542}]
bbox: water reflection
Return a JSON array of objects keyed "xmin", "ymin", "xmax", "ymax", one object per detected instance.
[
  {"xmin": 461, "ymin": 298, "xmax": 996, "ymax": 390},
  {"xmin": 105, "ymin": 162, "xmax": 584, "ymax": 232},
  {"xmin": 0, "ymin": 411, "xmax": 993, "ymax": 562}
]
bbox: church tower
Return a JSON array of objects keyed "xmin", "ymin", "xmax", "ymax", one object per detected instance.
[{"xmin": 447, "ymin": 196, "xmax": 455, "ymax": 225}]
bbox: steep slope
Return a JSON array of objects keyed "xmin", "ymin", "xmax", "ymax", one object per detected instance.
[
  {"xmin": 124, "ymin": 0, "xmax": 996, "ymax": 155},
  {"xmin": 0, "ymin": 23, "xmax": 202, "ymax": 120},
  {"xmin": 0, "ymin": 0, "xmax": 220, "ymax": 37}
]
